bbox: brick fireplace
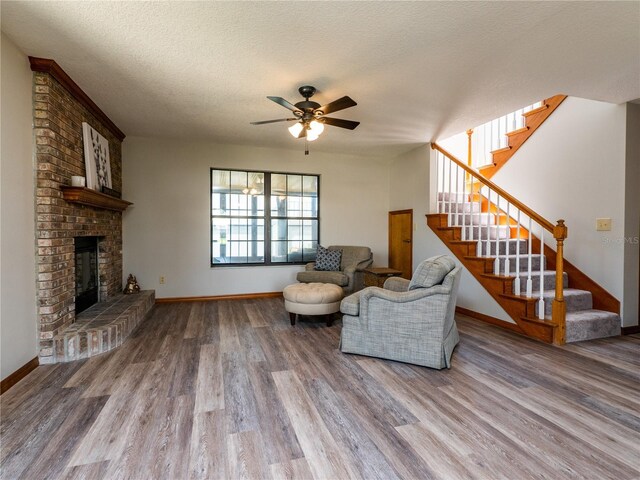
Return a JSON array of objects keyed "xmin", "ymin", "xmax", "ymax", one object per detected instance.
[{"xmin": 31, "ymin": 58, "xmax": 126, "ymax": 363}]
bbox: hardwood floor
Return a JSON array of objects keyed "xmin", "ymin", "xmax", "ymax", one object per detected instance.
[{"xmin": 1, "ymin": 298, "xmax": 639, "ymax": 480}]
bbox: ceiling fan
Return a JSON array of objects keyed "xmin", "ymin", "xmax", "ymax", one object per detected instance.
[{"xmin": 251, "ymin": 85, "xmax": 359, "ymax": 153}]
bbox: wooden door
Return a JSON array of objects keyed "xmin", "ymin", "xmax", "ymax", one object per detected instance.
[{"xmin": 389, "ymin": 209, "xmax": 413, "ymax": 279}]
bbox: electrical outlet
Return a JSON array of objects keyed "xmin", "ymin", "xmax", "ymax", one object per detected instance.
[
  {"xmin": 596, "ymin": 218, "xmax": 612, "ymax": 231},
  {"xmin": 159, "ymin": 276, "xmax": 165, "ymax": 284}
]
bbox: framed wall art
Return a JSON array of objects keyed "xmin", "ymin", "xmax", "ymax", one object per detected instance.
[{"xmin": 82, "ymin": 122, "xmax": 112, "ymax": 191}]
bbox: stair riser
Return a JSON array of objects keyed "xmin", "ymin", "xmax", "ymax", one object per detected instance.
[
  {"xmin": 566, "ymin": 312, "xmax": 621, "ymax": 343},
  {"xmin": 463, "ymin": 226, "xmax": 510, "ymax": 240},
  {"xmin": 441, "ymin": 203, "xmax": 481, "ymax": 214},
  {"xmin": 513, "ymin": 273, "xmax": 568, "ymax": 294},
  {"xmin": 496, "ymin": 255, "xmax": 545, "ymax": 274},
  {"xmin": 452, "ymin": 213, "xmax": 498, "ymax": 226},
  {"xmin": 479, "ymin": 239, "xmax": 528, "ymax": 255},
  {"xmin": 438, "ymin": 192, "xmax": 469, "ymax": 203},
  {"xmin": 543, "ymin": 292, "xmax": 593, "ymax": 316}
]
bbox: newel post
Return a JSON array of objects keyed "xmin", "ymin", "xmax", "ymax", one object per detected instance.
[
  {"xmin": 466, "ymin": 129, "xmax": 473, "ymax": 185},
  {"xmin": 466, "ymin": 129, "xmax": 473, "ymax": 168},
  {"xmin": 552, "ymin": 219, "xmax": 568, "ymax": 345}
]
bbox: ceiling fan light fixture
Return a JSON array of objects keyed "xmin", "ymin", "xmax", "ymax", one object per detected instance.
[
  {"xmin": 309, "ymin": 120, "xmax": 324, "ymax": 136},
  {"xmin": 253, "ymin": 86, "xmax": 358, "ymax": 153},
  {"xmin": 288, "ymin": 122, "xmax": 304, "ymax": 138}
]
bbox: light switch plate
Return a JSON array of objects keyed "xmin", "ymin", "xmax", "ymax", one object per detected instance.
[{"xmin": 596, "ymin": 218, "xmax": 612, "ymax": 231}]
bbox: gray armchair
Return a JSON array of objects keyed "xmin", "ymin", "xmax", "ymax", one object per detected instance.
[
  {"xmin": 339, "ymin": 255, "xmax": 462, "ymax": 369},
  {"xmin": 296, "ymin": 245, "xmax": 373, "ymax": 294}
]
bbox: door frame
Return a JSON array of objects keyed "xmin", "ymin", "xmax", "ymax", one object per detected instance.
[{"xmin": 388, "ymin": 209, "xmax": 413, "ymax": 277}]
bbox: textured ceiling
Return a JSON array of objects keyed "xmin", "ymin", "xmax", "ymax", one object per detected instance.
[{"xmin": 2, "ymin": 1, "xmax": 639, "ymax": 157}]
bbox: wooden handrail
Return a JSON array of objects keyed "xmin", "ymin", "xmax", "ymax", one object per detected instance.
[
  {"xmin": 432, "ymin": 141, "xmax": 568, "ymax": 344},
  {"xmin": 431, "ymin": 142, "xmax": 557, "ymax": 234}
]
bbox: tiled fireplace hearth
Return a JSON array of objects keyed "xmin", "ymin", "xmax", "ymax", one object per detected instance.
[{"xmin": 31, "ymin": 58, "xmax": 152, "ymax": 363}]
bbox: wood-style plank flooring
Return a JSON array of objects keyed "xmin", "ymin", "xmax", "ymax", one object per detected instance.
[{"xmin": 1, "ymin": 298, "xmax": 639, "ymax": 479}]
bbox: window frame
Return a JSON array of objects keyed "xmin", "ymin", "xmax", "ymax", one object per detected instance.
[{"xmin": 210, "ymin": 168, "xmax": 320, "ymax": 267}]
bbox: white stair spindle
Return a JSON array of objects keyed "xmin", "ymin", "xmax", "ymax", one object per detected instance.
[
  {"xmin": 469, "ymin": 175, "xmax": 474, "ymax": 243},
  {"xmin": 454, "ymin": 164, "xmax": 459, "ymax": 227},
  {"xmin": 483, "ymin": 129, "xmax": 488, "ymax": 165},
  {"xmin": 476, "ymin": 181, "xmax": 483, "ymax": 255},
  {"xmin": 517, "ymin": 108, "xmax": 524, "ymax": 130},
  {"xmin": 436, "ymin": 151, "xmax": 440, "ymax": 213},
  {"xmin": 485, "ymin": 189, "xmax": 491, "ymax": 258},
  {"xmin": 538, "ymin": 227, "xmax": 545, "ymax": 319},
  {"xmin": 440, "ymin": 153, "xmax": 446, "ymax": 215},
  {"xmin": 514, "ymin": 209, "xmax": 521, "ymax": 295},
  {"xmin": 526, "ymin": 216, "xmax": 533, "ymax": 297},
  {"xmin": 484, "ymin": 123, "xmax": 490, "ymax": 166},
  {"xmin": 489, "ymin": 121, "xmax": 494, "ymax": 151},
  {"xmin": 460, "ymin": 165, "xmax": 466, "ymax": 239},
  {"xmin": 448, "ymin": 158, "xmax": 453, "ymax": 225},
  {"xmin": 493, "ymin": 194, "xmax": 501, "ymax": 274},
  {"xmin": 504, "ymin": 201, "xmax": 511, "ymax": 277},
  {"xmin": 492, "ymin": 119, "xmax": 498, "ymax": 151}
]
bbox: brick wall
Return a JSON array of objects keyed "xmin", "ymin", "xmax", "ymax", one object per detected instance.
[{"xmin": 33, "ymin": 71, "xmax": 124, "ymax": 363}]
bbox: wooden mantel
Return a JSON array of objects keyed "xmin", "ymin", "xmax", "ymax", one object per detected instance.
[{"xmin": 61, "ymin": 186, "xmax": 132, "ymax": 212}]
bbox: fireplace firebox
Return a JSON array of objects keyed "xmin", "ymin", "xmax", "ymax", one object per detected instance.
[{"xmin": 75, "ymin": 237, "xmax": 99, "ymax": 314}]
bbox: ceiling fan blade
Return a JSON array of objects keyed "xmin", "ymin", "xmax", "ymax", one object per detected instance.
[
  {"xmin": 250, "ymin": 118, "xmax": 297, "ymax": 125},
  {"xmin": 267, "ymin": 96, "xmax": 302, "ymax": 113},
  {"xmin": 321, "ymin": 117, "xmax": 360, "ymax": 130},
  {"xmin": 317, "ymin": 96, "xmax": 357, "ymax": 115}
]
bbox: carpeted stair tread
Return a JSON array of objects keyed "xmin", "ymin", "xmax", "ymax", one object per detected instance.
[
  {"xmin": 513, "ymin": 270, "xmax": 568, "ymax": 293},
  {"xmin": 435, "ymin": 195, "xmax": 622, "ymax": 344},
  {"xmin": 561, "ymin": 310, "xmax": 621, "ymax": 343},
  {"xmin": 540, "ymin": 288, "xmax": 593, "ymax": 315}
]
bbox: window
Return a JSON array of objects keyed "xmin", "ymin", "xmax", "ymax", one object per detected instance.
[{"xmin": 211, "ymin": 169, "xmax": 319, "ymax": 266}]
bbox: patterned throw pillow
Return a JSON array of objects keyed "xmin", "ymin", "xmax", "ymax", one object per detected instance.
[{"xmin": 314, "ymin": 245, "xmax": 342, "ymax": 271}]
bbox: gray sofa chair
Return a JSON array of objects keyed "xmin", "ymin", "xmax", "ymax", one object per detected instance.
[
  {"xmin": 339, "ymin": 255, "xmax": 462, "ymax": 369},
  {"xmin": 296, "ymin": 245, "xmax": 373, "ymax": 294}
]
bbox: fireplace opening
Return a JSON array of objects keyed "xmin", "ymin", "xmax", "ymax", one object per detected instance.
[{"xmin": 75, "ymin": 236, "xmax": 99, "ymax": 314}]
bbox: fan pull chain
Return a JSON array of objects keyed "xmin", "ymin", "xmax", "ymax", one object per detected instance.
[{"xmin": 305, "ymin": 139, "xmax": 309, "ymax": 155}]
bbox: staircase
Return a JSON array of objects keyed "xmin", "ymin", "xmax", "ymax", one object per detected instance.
[
  {"xmin": 428, "ymin": 143, "xmax": 621, "ymax": 345},
  {"xmin": 472, "ymin": 95, "xmax": 567, "ymax": 179}
]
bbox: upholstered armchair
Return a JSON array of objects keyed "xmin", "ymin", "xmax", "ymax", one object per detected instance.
[
  {"xmin": 339, "ymin": 255, "xmax": 462, "ymax": 369},
  {"xmin": 296, "ymin": 245, "xmax": 373, "ymax": 294}
]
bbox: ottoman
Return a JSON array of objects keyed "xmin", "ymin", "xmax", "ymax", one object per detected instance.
[{"xmin": 283, "ymin": 282, "xmax": 344, "ymax": 326}]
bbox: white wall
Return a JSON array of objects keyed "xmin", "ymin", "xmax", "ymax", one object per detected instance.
[
  {"xmin": 1, "ymin": 34, "xmax": 38, "ymax": 379},
  {"xmin": 491, "ymin": 97, "xmax": 629, "ymax": 323},
  {"xmin": 623, "ymin": 103, "xmax": 640, "ymax": 327},
  {"xmin": 122, "ymin": 137, "xmax": 390, "ymax": 298},
  {"xmin": 389, "ymin": 144, "xmax": 514, "ymax": 323}
]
